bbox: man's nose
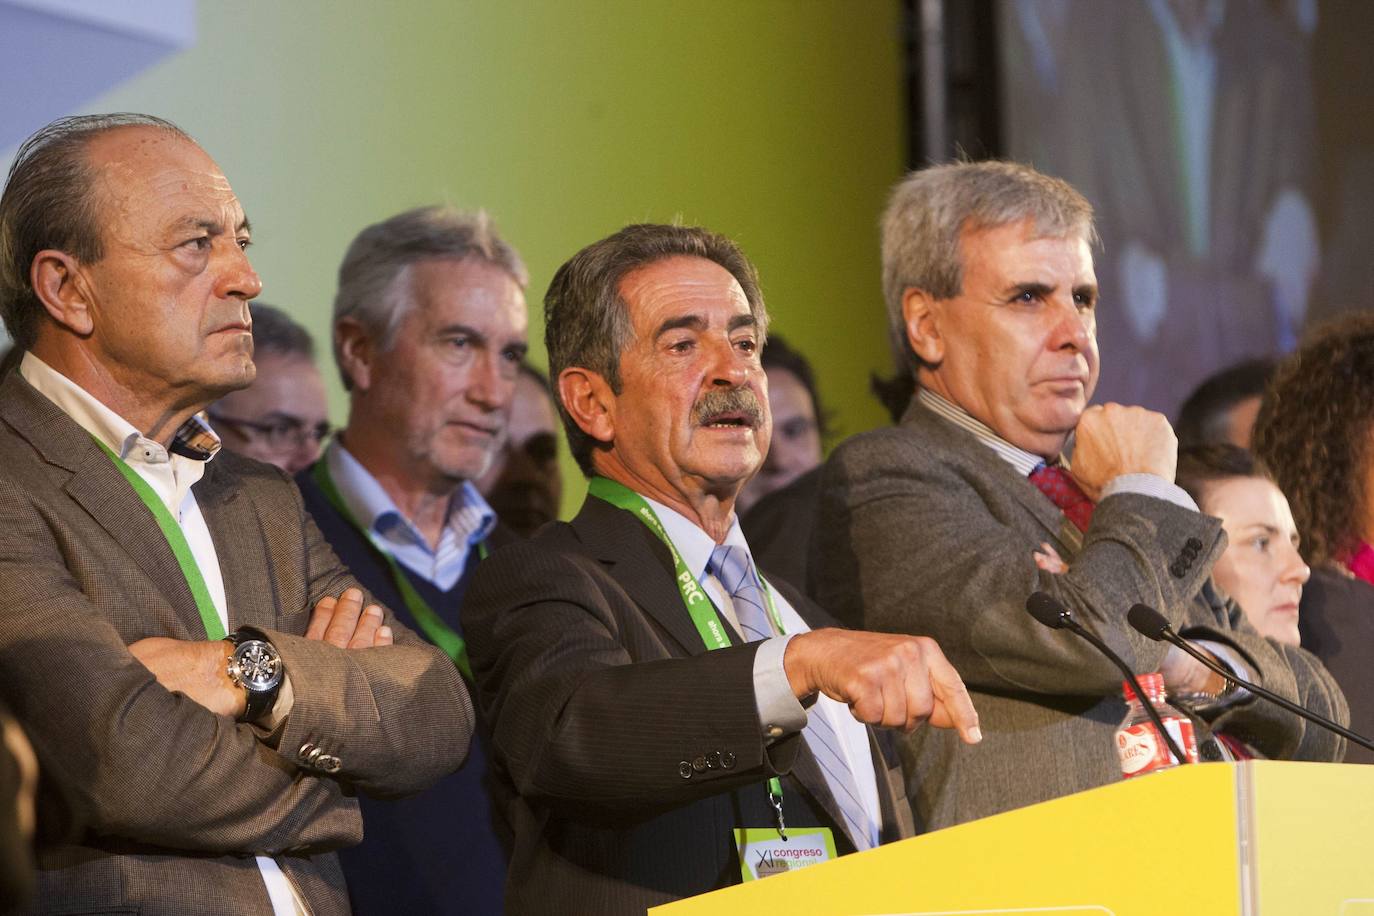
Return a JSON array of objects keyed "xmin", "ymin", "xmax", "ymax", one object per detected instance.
[
  {"xmin": 286, "ymin": 436, "xmax": 322, "ymax": 475},
  {"xmin": 217, "ymin": 241, "xmax": 263, "ymax": 300},
  {"xmin": 1049, "ymin": 296, "xmax": 1093, "ymax": 350},
  {"xmin": 708, "ymin": 337, "xmax": 751, "ymax": 386},
  {"xmin": 467, "ymin": 352, "xmax": 516, "ymax": 411}
]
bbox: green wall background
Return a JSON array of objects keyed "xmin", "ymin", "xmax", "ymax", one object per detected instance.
[{"xmin": 79, "ymin": 0, "xmax": 905, "ymax": 515}]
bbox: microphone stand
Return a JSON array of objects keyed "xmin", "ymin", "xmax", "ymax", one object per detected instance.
[
  {"xmin": 1026, "ymin": 593, "xmax": 1190, "ymax": 765},
  {"xmin": 1126, "ymin": 604, "xmax": 1374, "ymax": 754}
]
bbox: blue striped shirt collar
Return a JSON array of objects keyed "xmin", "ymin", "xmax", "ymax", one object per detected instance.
[{"xmin": 324, "ymin": 439, "xmax": 495, "ymax": 589}]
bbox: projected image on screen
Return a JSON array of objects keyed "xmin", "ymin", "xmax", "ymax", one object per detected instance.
[{"xmin": 998, "ymin": 0, "xmax": 1331, "ymax": 415}]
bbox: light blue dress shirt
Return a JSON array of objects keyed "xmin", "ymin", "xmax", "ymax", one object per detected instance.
[{"xmin": 325, "ymin": 440, "xmax": 495, "ymax": 590}]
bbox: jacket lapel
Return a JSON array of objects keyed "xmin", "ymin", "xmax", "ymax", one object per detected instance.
[
  {"xmin": 870, "ymin": 730, "xmax": 915, "ymax": 841},
  {"xmin": 905, "ymin": 399, "xmax": 1082, "ymax": 554},
  {"xmin": 0, "ymin": 373, "xmax": 206, "ymax": 637},
  {"xmin": 571, "ymin": 496, "xmax": 735, "ymax": 656},
  {"xmin": 194, "ymin": 460, "xmax": 279, "ymax": 631}
]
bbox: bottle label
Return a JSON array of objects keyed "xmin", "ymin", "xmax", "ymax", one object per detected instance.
[{"xmin": 1116, "ymin": 716, "xmax": 1197, "ymax": 777}]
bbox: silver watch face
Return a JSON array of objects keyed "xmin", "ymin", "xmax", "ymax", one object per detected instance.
[{"xmin": 232, "ymin": 640, "xmax": 282, "ymax": 691}]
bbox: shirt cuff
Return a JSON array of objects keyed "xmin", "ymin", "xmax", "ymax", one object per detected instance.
[
  {"xmin": 259, "ymin": 674, "xmax": 295, "ymax": 731},
  {"xmin": 753, "ymin": 634, "xmax": 807, "ymax": 741},
  {"xmin": 1102, "ymin": 473, "xmax": 1199, "ymax": 511},
  {"xmin": 1193, "ymin": 640, "xmax": 1253, "ymax": 707}
]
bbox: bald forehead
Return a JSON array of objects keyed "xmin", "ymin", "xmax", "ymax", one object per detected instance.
[
  {"xmin": 83, "ymin": 125, "xmax": 248, "ymax": 243},
  {"xmin": 84, "ymin": 124, "xmax": 213, "ymax": 176}
]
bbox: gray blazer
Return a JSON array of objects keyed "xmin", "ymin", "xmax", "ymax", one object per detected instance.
[
  {"xmin": 813, "ymin": 398, "xmax": 1348, "ymax": 831},
  {"xmin": 0, "ymin": 372, "xmax": 472, "ymax": 915}
]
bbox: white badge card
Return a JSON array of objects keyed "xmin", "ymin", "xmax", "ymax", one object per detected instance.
[{"xmin": 733, "ymin": 827, "xmax": 837, "ymax": 882}]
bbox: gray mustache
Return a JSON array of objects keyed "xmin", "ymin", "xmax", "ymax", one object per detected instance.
[{"xmin": 692, "ymin": 387, "xmax": 763, "ymax": 427}]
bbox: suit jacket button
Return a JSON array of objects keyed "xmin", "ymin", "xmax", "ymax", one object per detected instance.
[
  {"xmin": 705, "ymin": 751, "xmax": 721, "ymax": 769},
  {"xmin": 692, "ymin": 756, "xmax": 707, "ymax": 772},
  {"xmin": 678, "ymin": 761, "xmax": 693, "ymax": 779},
  {"xmin": 298, "ymin": 743, "xmax": 316, "ymax": 761},
  {"xmin": 1170, "ymin": 562, "xmax": 1185, "ymax": 579},
  {"xmin": 319, "ymin": 755, "xmax": 342, "ymax": 774},
  {"xmin": 1186, "ymin": 537, "xmax": 1203, "ymax": 551},
  {"xmin": 720, "ymin": 752, "xmax": 737, "ymax": 770}
]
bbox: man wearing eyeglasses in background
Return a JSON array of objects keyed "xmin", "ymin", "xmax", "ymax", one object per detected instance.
[{"xmin": 210, "ymin": 302, "xmax": 331, "ymax": 474}]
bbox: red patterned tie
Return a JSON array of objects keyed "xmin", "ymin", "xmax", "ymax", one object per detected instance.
[{"xmin": 1028, "ymin": 464, "xmax": 1095, "ymax": 532}]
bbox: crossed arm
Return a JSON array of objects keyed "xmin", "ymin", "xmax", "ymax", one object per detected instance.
[{"xmin": 0, "ymin": 474, "xmax": 470, "ymax": 856}]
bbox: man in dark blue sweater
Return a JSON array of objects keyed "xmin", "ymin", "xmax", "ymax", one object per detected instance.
[{"xmin": 296, "ymin": 205, "xmax": 529, "ymax": 915}]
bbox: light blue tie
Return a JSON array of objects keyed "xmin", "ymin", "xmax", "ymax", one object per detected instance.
[{"xmin": 707, "ymin": 543, "xmax": 875, "ymax": 850}]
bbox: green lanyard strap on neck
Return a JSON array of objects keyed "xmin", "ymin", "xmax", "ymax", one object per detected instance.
[
  {"xmin": 586, "ymin": 475, "xmax": 788, "ymax": 806},
  {"xmin": 586, "ymin": 476, "xmax": 785, "ymax": 642},
  {"xmin": 311, "ymin": 459, "xmax": 483, "ymax": 681},
  {"xmin": 92, "ymin": 436, "xmax": 226, "ymax": 641}
]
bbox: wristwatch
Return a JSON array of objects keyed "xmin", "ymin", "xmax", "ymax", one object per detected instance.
[{"xmin": 225, "ymin": 628, "xmax": 284, "ymax": 724}]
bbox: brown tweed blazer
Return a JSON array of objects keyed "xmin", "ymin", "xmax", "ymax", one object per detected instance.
[
  {"xmin": 812, "ymin": 397, "xmax": 1348, "ymax": 832},
  {"xmin": 0, "ymin": 372, "xmax": 472, "ymax": 915}
]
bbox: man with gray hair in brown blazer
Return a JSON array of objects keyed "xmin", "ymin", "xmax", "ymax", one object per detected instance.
[
  {"xmin": 0, "ymin": 114, "xmax": 472, "ymax": 914},
  {"xmin": 813, "ymin": 160, "xmax": 1348, "ymax": 832}
]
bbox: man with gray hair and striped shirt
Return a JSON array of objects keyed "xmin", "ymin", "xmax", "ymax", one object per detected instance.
[
  {"xmin": 813, "ymin": 159, "xmax": 1348, "ymax": 832},
  {"xmin": 295, "ymin": 205, "xmax": 528, "ymax": 914}
]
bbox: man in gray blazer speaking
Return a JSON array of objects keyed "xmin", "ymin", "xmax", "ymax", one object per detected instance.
[
  {"xmin": 813, "ymin": 161, "xmax": 1348, "ymax": 832},
  {"xmin": 0, "ymin": 114, "xmax": 471, "ymax": 914}
]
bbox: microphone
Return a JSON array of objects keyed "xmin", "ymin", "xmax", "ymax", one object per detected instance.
[
  {"xmin": 1126, "ymin": 604, "xmax": 1374, "ymax": 754},
  {"xmin": 1025, "ymin": 592, "xmax": 1189, "ymax": 765}
]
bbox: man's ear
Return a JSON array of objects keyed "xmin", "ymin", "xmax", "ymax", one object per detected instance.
[
  {"xmin": 334, "ymin": 318, "xmax": 375, "ymax": 392},
  {"xmin": 557, "ymin": 367, "xmax": 616, "ymax": 446},
  {"xmin": 902, "ymin": 287, "xmax": 944, "ymax": 366},
  {"xmin": 30, "ymin": 250, "xmax": 95, "ymax": 336}
]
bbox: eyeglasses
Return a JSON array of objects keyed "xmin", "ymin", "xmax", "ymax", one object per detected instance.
[{"xmin": 209, "ymin": 412, "xmax": 332, "ymax": 452}]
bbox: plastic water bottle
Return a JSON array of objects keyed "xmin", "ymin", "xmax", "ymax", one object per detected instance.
[{"xmin": 1115, "ymin": 672, "xmax": 1199, "ymax": 778}]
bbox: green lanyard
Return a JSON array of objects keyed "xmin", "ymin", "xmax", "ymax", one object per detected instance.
[
  {"xmin": 310, "ymin": 460, "xmax": 484, "ymax": 682},
  {"xmin": 92, "ymin": 437, "xmax": 226, "ymax": 641},
  {"xmin": 586, "ymin": 476, "xmax": 792, "ymax": 834}
]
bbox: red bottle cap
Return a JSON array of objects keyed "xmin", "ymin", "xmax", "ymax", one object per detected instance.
[{"xmin": 1122, "ymin": 672, "xmax": 1166, "ymax": 704}]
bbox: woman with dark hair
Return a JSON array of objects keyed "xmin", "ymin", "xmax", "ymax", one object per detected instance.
[
  {"xmin": 1175, "ymin": 444, "xmax": 1309, "ymax": 645},
  {"xmin": 1253, "ymin": 311, "xmax": 1374, "ymax": 763}
]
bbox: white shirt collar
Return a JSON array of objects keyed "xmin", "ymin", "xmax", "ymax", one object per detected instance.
[
  {"xmin": 21, "ymin": 351, "xmax": 158, "ymax": 460},
  {"xmin": 641, "ymin": 494, "xmax": 749, "ymax": 584},
  {"xmin": 19, "ymin": 351, "xmax": 219, "ymax": 512}
]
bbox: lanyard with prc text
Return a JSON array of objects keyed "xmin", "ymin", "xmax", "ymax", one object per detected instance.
[{"xmin": 586, "ymin": 475, "xmax": 794, "ymax": 837}]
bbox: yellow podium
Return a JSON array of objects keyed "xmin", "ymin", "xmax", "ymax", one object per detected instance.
[{"xmin": 652, "ymin": 761, "xmax": 1374, "ymax": 915}]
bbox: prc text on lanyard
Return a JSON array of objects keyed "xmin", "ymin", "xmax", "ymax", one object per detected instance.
[{"xmin": 586, "ymin": 475, "xmax": 794, "ymax": 838}]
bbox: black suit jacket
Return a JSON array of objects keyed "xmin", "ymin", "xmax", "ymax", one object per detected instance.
[
  {"xmin": 1300, "ymin": 566, "xmax": 1374, "ymax": 765},
  {"xmin": 739, "ymin": 466, "xmax": 822, "ymax": 599},
  {"xmin": 461, "ymin": 496, "xmax": 912, "ymax": 915}
]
